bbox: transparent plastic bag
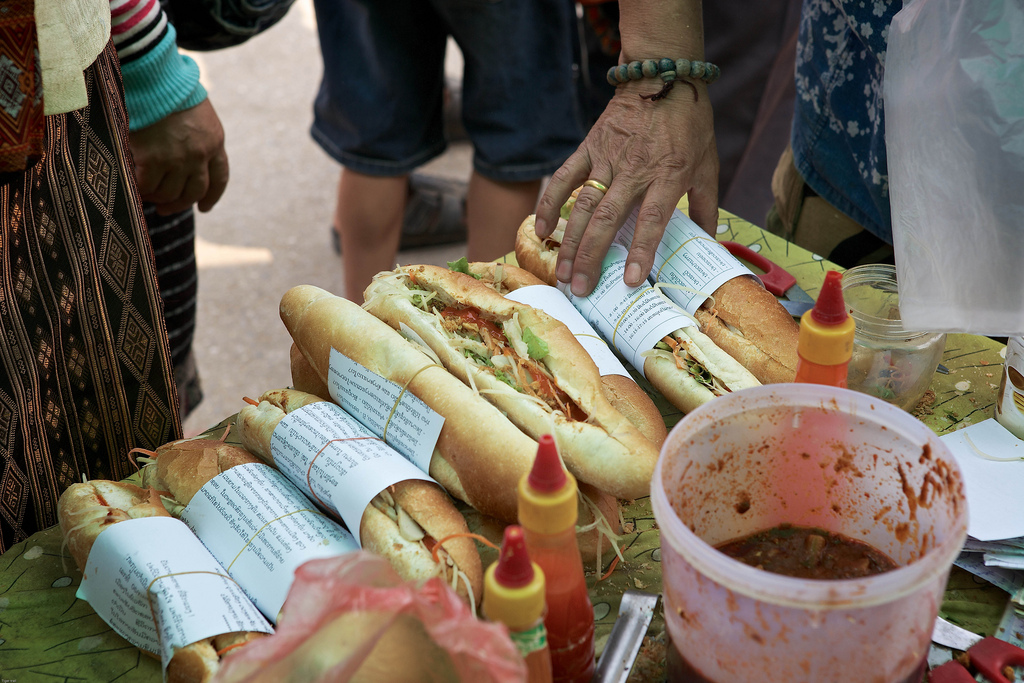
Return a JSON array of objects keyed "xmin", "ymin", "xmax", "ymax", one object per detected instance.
[
  {"xmin": 212, "ymin": 551, "xmax": 526, "ymax": 683},
  {"xmin": 885, "ymin": 0, "xmax": 1024, "ymax": 335}
]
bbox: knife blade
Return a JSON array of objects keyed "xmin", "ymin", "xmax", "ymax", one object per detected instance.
[
  {"xmin": 780, "ymin": 299, "xmax": 815, "ymax": 319},
  {"xmin": 592, "ymin": 590, "xmax": 660, "ymax": 683},
  {"xmin": 720, "ymin": 240, "xmax": 815, "ymax": 304},
  {"xmin": 932, "ymin": 616, "xmax": 984, "ymax": 651}
]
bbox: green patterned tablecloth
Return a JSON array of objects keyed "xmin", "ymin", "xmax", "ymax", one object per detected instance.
[{"xmin": 0, "ymin": 206, "xmax": 1009, "ymax": 683}]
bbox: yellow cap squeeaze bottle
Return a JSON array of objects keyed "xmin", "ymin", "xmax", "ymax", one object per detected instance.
[
  {"xmin": 517, "ymin": 433, "xmax": 595, "ymax": 683},
  {"xmin": 795, "ymin": 270, "xmax": 856, "ymax": 387},
  {"xmin": 483, "ymin": 524, "xmax": 553, "ymax": 683}
]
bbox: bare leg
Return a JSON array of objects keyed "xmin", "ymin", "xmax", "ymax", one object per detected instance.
[
  {"xmin": 336, "ymin": 169, "xmax": 408, "ymax": 300},
  {"xmin": 465, "ymin": 172, "xmax": 541, "ymax": 262}
]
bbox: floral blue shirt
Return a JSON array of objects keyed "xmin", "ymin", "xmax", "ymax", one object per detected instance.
[{"xmin": 792, "ymin": 0, "xmax": 899, "ymax": 243}]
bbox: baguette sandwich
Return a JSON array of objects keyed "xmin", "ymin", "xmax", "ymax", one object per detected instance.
[
  {"xmin": 236, "ymin": 388, "xmax": 484, "ymax": 604},
  {"xmin": 57, "ymin": 480, "xmax": 266, "ymax": 683},
  {"xmin": 362, "ymin": 265, "xmax": 660, "ymax": 501},
  {"xmin": 515, "ymin": 213, "xmax": 800, "ymax": 385},
  {"xmin": 643, "ymin": 325, "xmax": 762, "ymax": 414},
  {"xmin": 464, "ymin": 260, "xmax": 667, "ymax": 447},
  {"xmin": 279, "ymin": 286, "xmax": 622, "ymax": 559}
]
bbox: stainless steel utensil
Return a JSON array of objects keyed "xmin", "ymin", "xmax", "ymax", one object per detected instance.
[
  {"xmin": 592, "ymin": 590, "xmax": 660, "ymax": 683},
  {"xmin": 933, "ymin": 616, "xmax": 984, "ymax": 651}
]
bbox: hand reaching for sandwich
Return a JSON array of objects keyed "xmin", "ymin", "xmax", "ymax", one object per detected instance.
[
  {"xmin": 534, "ymin": 78, "xmax": 719, "ymax": 298},
  {"xmin": 533, "ymin": 0, "xmax": 719, "ymax": 298},
  {"xmin": 129, "ymin": 98, "xmax": 230, "ymax": 216}
]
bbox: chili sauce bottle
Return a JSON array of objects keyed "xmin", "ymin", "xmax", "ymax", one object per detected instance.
[
  {"xmin": 517, "ymin": 434, "xmax": 595, "ymax": 683},
  {"xmin": 794, "ymin": 270, "xmax": 856, "ymax": 387},
  {"xmin": 483, "ymin": 525, "xmax": 553, "ymax": 683}
]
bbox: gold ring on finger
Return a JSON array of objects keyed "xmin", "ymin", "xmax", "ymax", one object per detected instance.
[{"xmin": 583, "ymin": 179, "xmax": 609, "ymax": 194}]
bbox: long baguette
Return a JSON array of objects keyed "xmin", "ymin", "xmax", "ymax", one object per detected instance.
[
  {"xmin": 236, "ymin": 388, "xmax": 484, "ymax": 604},
  {"xmin": 363, "ymin": 265, "xmax": 660, "ymax": 500},
  {"xmin": 515, "ymin": 213, "xmax": 799, "ymax": 384},
  {"xmin": 278, "ymin": 292, "xmax": 535, "ymax": 521},
  {"xmin": 57, "ymin": 480, "xmax": 265, "ymax": 683},
  {"xmin": 467, "ymin": 261, "xmax": 667, "ymax": 447},
  {"xmin": 279, "ymin": 286, "xmax": 622, "ymax": 558}
]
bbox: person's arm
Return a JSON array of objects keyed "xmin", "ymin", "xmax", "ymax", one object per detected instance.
[
  {"xmin": 534, "ymin": 0, "xmax": 718, "ymax": 297},
  {"xmin": 112, "ymin": 0, "xmax": 229, "ymax": 214}
]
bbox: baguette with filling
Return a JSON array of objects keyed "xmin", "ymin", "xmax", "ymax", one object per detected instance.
[
  {"xmin": 57, "ymin": 480, "xmax": 266, "ymax": 683},
  {"xmin": 466, "ymin": 260, "xmax": 667, "ymax": 447},
  {"xmin": 515, "ymin": 213, "xmax": 799, "ymax": 384},
  {"xmin": 362, "ymin": 265, "xmax": 660, "ymax": 500},
  {"xmin": 279, "ymin": 286, "xmax": 622, "ymax": 558},
  {"xmin": 236, "ymin": 388, "xmax": 484, "ymax": 604}
]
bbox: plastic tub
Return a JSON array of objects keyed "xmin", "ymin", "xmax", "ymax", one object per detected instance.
[{"xmin": 651, "ymin": 385, "xmax": 968, "ymax": 683}]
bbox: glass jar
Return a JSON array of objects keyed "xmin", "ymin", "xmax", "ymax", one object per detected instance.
[
  {"xmin": 995, "ymin": 336, "xmax": 1024, "ymax": 439},
  {"xmin": 842, "ymin": 264, "xmax": 946, "ymax": 412}
]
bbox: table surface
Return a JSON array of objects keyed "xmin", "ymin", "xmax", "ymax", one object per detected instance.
[{"xmin": 0, "ymin": 205, "xmax": 1010, "ymax": 682}]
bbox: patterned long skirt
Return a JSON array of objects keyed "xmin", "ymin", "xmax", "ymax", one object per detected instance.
[{"xmin": 0, "ymin": 42, "xmax": 182, "ymax": 553}]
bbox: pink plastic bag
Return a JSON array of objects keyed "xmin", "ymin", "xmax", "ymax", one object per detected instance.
[{"xmin": 213, "ymin": 551, "xmax": 526, "ymax": 683}]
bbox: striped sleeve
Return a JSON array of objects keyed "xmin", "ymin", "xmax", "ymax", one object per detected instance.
[
  {"xmin": 111, "ymin": 0, "xmax": 208, "ymax": 131},
  {"xmin": 110, "ymin": 0, "xmax": 168, "ymax": 63}
]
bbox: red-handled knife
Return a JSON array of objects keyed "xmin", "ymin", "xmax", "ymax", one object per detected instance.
[
  {"xmin": 720, "ymin": 241, "xmax": 815, "ymax": 303},
  {"xmin": 930, "ymin": 637, "xmax": 1024, "ymax": 682}
]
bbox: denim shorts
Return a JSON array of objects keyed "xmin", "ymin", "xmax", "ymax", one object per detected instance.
[{"xmin": 310, "ymin": 0, "xmax": 586, "ymax": 182}]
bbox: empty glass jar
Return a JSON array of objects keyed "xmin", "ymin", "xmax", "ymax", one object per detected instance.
[{"xmin": 842, "ymin": 264, "xmax": 946, "ymax": 412}]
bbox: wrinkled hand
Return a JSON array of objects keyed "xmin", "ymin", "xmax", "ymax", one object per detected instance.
[
  {"xmin": 129, "ymin": 98, "xmax": 229, "ymax": 215},
  {"xmin": 534, "ymin": 79, "xmax": 719, "ymax": 297}
]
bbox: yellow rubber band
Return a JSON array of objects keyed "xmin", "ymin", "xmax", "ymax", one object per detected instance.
[
  {"xmin": 146, "ymin": 570, "xmax": 242, "ymax": 654},
  {"xmin": 654, "ymin": 234, "xmax": 721, "ymax": 283},
  {"xmin": 611, "ymin": 288, "xmax": 656, "ymax": 348},
  {"xmin": 225, "ymin": 508, "xmax": 329, "ymax": 572},
  {"xmin": 573, "ymin": 333, "xmax": 609, "ymax": 346},
  {"xmin": 382, "ymin": 363, "xmax": 443, "ymax": 442},
  {"xmin": 306, "ymin": 436, "xmax": 382, "ymax": 515}
]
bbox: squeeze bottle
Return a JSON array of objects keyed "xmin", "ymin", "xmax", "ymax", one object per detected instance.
[
  {"xmin": 794, "ymin": 270, "xmax": 855, "ymax": 387},
  {"xmin": 517, "ymin": 434, "xmax": 595, "ymax": 683},
  {"xmin": 483, "ymin": 525, "xmax": 553, "ymax": 683}
]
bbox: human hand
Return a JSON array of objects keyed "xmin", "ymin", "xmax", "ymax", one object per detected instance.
[
  {"xmin": 129, "ymin": 98, "xmax": 229, "ymax": 215},
  {"xmin": 534, "ymin": 79, "xmax": 719, "ymax": 297}
]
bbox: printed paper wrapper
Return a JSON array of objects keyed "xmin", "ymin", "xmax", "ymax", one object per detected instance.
[
  {"xmin": 180, "ymin": 462, "xmax": 359, "ymax": 622},
  {"xmin": 269, "ymin": 401, "xmax": 434, "ymax": 534},
  {"xmin": 77, "ymin": 516, "xmax": 272, "ymax": 670}
]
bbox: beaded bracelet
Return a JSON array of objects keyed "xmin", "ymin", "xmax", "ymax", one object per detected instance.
[{"xmin": 606, "ymin": 58, "xmax": 720, "ymax": 101}]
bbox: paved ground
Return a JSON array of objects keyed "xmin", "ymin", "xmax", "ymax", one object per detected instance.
[{"xmin": 181, "ymin": 1, "xmax": 471, "ymax": 435}]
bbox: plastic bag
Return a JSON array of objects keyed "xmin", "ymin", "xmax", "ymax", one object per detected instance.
[
  {"xmin": 212, "ymin": 551, "xmax": 526, "ymax": 683},
  {"xmin": 885, "ymin": 0, "xmax": 1024, "ymax": 336}
]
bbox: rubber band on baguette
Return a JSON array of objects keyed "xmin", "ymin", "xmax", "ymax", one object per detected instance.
[
  {"xmin": 362, "ymin": 265, "xmax": 660, "ymax": 501},
  {"xmin": 235, "ymin": 388, "xmax": 484, "ymax": 606},
  {"xmin": 515, "ymin": 211, "xmax": 800, "ymax": 385},
  {"xmin": 57, "ymin": 480, "xmax": 265, "ymax": 682},
  {"xmin": 279, "ymin": 286, "xmax": 622, "ymax": 561}
]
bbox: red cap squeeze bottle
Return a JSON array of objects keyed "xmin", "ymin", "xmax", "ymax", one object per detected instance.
[
  {"xmin": 794, "ymin": 270, "xmax": 856, "ymax": 387},
  {"xmin": 483, "ymin": 525, "xmax": 553, "ymax": 683},
  {"xmin": 517, "ymin": 435, "xmax": 595, "ymax": 683}
]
